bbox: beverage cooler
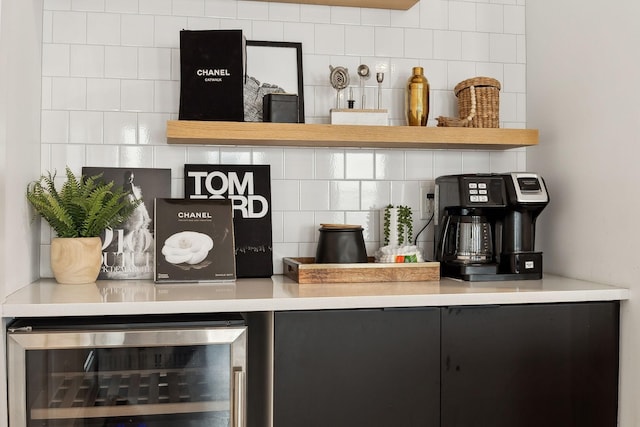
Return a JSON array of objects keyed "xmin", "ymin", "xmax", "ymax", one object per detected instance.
[{"xmin": 7, "ymin": 314, "xmax": 247, "ymax": 427}]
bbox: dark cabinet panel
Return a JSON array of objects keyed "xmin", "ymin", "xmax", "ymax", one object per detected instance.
[
  {"xmin": 441, "ymin": 302, "xmax": 619, "ymax": 427},
  {"xmin": 274, "ymin": 308, "xmax": 441, "ymax": 427}
]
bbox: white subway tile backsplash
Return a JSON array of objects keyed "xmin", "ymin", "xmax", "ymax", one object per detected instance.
[
  {"xmin": 139, "ymin": 0, "xmax": 172, "ymax": 15},
  {"xmin": 315, "ymin": 149, "xmax": 344, "ymax": 180},
  {"xmin": 330, "ymin": 7, "xmax": 360, "ymax": 25},
  {"xmin": 363, "ymin": 8, "xmax": 390, "ymax": 26},
  {"xmin": 106, "ymin": 0, "xmax": 139, "ymax": 14},
  {"xmin": 139, "ymin": 113, "xmax": 171, "ymax": 144},
  {"xmin": 104, "ymin": 111, "xmax": 137, "ymax": 144},
  {"xmin": 237, "ymin": 1, "xmax": 269, "ymax": 20},
  {"xmin": 361, "ymin": 180, "xmax": 391, "ymax": 210},
  {"xmin": 462, "ymin": 151, "xmax": 491, "ymax": 173},
  {"xmin": 121, "ymin": 80, "xmax": 154, "ymax": 112},
  {"xmin": 375, "ymin": 26, "xmax": 404, "ymax": 58},
  {"xmin": 51, "ymin": 77, "xmax": 87, "ymax": 110},
  {"xmin": 105, "ymin": 46, "xmax": 138, "ymax": 78},
  {"xmin": 53, "ymin": 11, "xmax": 87, "ymax": 44},
  {"xmin": 86, "ymin": 78, "xmax": 120, "ymax": 110},
  {"xmin": 138, "ymin": 48, "xmax": 172, "ymax": 80},
  {"xmin": 489, "ymin": 33, "xmax": 517, "ymax": 63},
  {"xmin": 283, "ymin": 211, "xmax": 315, "ymax": 242},
  {"xmin": 330, "ymin": 181, "xmax": 360, "ymax": 210},
  {"xmin": 476, "ymin": 3, "xmax": 503, "ymax": 33},
  {"xmin": 220, "ymin": 147, "xmax": 252, "ymax": 164},
  {"xmin": 315, "ymin": 24, "xmax": 345, "ymax": 55},
  {"xmin": 375, "ymin": 150, "xmax": 405, "ymax": 180},
  {"xmin": 120, "ymin": 145, "xmax": 154, "ymax": 167},
  {"xmin": 268, "ymin": 3, "xmax": 300, "ymax": 22},
  {"xmin": 345, "ymin": 151, "xmax": 374, "ymax": 180},
  {"xmin": 87, "ymin": 12, "xmax": 120, "ymax": 45},
  {"xmin": 70, "ymin": 45, "xmax": 104, "ymax": 77},
  {"xmin": 42, "ymin": 44, "xmax": 70, "ymax": 77},
  {"xmin": 433, "ymin": 30, "xmax": 461, "ymax": 60},
  {"xmin": 345, "ymin": 26, "xmax": 375, "ymax": 57},
  {"xmin": 153, "ymin": 80, "xmax": 179, "ymax": 113},
  {"xmin": 300, "ymin": 180, "xmax": 330, "ymax": 211},
  {"xmin": 72, "ymin": 0, "xmax": 105, "ymax": 12},
  {"xmin": 172, "ymin": 0, "xmax": 205, "ymax": 16},
  {"xmin": 284, "ymin": 148, "xmax": 314, "ymax": 179},
  {"xmin": 155, "ymin": 145, "xmax": 187, "ymax": 175},
  {"xmin": 300, "ymin": 4, "xmax": 330, "ymax": 24},
  {"xmin": 51, "ymin": 143, "xmax": 87, "ymax": 172},
  {"xmin": 45, "ymin": 0, "xmax": 72, "ymax": 11},
  {"xmin": 204, "ymin": 0, "xmax": 238, "ymax": 19},
  {"xmin": 503, "ymin": 63, "xmax": 526, "ymax": 92},
  {"xmin": 504, "ymin": 5, "xmax": 524, "ymax": 34},
  {"xmin": 404, "ymin": 28, "xmax": 433, "ymax": 59},
  {"xmin": 41, "ymin": 111, "xmax": 69, "ymax": 144},
  {"xmin": 85, "ymin": 144, "xmax": 120, "ymax": 166},
  {"xmin": 121, "ymin": 14, "xmax": 155, "ymax": 46},
  {"xmin": 434, "ymin": 151, "xmax": 463, "ymax": 177},
  {"xmin": 39, "ymin": 0, "xmax": 528, "ymax": 274},
  {"xmin": 70, "ymin": 111, "xmax": 103, "ymax": 144},
  {"xmin": 420, "ymin": 0, "xmax": 448, "ymax": 30},
  {"xmin": 186, "ymin": 146, "xmax": 221, "ymax": 164},
  {"xmin": 461, "ymin": 32, "xmax": 489, "ymax": 62},
  {"xmin": 154, "ymin": 16, "xmax": 188, "ymax": 47},
  {"xmin": 405, "ymin": 150, "xmax": 434, "ymax": 180},
  {"xmin": 449, "ymin": 1, "xmax": 476, "ymax": 32}
]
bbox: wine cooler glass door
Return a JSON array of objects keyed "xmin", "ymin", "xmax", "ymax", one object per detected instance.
[{"xmin": 8, "ymin": 325, "xmax": 247, "ymax": 427}]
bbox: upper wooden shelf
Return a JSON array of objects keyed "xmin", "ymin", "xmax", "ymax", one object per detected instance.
[
  {"xmin": 167, "ymin": 121, "xmax": 538, "ymax": 150},
  {"xmin": 252, "ymin": 0, "xmax": 419, "ymax": 10}
]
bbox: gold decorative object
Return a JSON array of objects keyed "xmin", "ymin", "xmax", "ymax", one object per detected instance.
[{"xmin": 405, "ymin": 66, "xmax": 429, "ymax": 126}]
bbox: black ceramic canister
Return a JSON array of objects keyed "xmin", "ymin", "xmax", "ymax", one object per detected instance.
[{"xmin": 315, "ymin": 224, "xmax": 368, "ymax": 264}]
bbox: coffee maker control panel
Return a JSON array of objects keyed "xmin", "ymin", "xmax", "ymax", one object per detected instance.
[{"xmin": 460, "ymin": 176, "xmax": 507, "ymax": 207}]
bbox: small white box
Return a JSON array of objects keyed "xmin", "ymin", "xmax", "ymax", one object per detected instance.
[{"xmin": 330, "ymin": 109, "xmax": 389, "ymax": 126}]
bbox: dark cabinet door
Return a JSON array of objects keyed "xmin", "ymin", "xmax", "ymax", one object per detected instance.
[
  {"xmin": 441, "ymin": 302, "xmax": 620, "ymax": 427},
  {"xmin": 274, "ymin": 308, "xmax": 440, "ymax": 427}
]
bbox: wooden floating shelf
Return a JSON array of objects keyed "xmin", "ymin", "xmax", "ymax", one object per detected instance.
[
  {"xmin": 167, "ymin": 120, "xmax": 539, "ymax": 150},
  {"xmin": 251, "ymin": 0, "xmax": 419, "ymax": 10}
]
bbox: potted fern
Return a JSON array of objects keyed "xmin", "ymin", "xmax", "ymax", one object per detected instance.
[{"xmin": 26, "ymin": 167, "xmax": 140, "ymax": 284}]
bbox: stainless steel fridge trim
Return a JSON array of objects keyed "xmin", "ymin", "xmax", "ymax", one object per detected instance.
[
  {"xmin": 234, "ymin": 368, "xmax": 246, "ymax": 427},
  {"xmin": 7, "ymin": 325, "xmax": 247, "ymax": 426},
  {"xmin": 8, "ymin": 326, "xmax": 246, "ymax": 349}
]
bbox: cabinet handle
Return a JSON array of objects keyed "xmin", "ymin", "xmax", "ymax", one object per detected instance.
[{"xmin": 233, "ymin": 367, "xmax": 245, "ymax": 427}]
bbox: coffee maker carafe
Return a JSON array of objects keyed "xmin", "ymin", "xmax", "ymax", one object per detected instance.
[{"xmin": 434, "ymin": 173, "xmax": 549, "ymax": 281}]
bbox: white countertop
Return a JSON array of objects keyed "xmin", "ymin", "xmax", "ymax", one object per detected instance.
[{"xmin": 1, "ymin": 274, "xmax": 629, "ymax": 318}]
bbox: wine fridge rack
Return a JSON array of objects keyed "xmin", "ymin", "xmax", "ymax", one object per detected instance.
[{"xmin": 31, "ymin": 369, "xmax": 229, "ymax": 420}]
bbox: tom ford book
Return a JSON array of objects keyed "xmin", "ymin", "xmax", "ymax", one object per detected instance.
[
  {"xmin": 184, "ymin": 164, "xmax": 273, "ymax": 278},
  {"xmin": 154, "ymin": 198, "xmax": 236, "ymax": 283},
  {"xmin": 82, "ymin": 167, "xmax": 171, "ymax": 280}
]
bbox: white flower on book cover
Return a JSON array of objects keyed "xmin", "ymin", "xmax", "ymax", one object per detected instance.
[{"xmin": 161, "ymin": 231, "xmax": 213, "ymax": 266}]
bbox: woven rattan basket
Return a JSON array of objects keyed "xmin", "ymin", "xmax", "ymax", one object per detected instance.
[{"xmin": 437, "ymin": 77, "xmax": 501, "ymax": 128}]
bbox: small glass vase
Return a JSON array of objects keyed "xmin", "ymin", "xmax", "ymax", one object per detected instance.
[{"xmin": 405, "ymin": 66, "xmax": 430, "ymax": 126}]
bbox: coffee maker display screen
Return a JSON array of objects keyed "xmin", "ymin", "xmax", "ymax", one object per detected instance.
[{"xmin": 517, "ymin": 177, "xmax": 542, "ymax": 192}]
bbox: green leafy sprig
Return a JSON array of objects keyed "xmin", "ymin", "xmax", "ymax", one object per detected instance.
[{"xmin": 26, "ymin": 167, "xmax": 141, "ymax": 238}]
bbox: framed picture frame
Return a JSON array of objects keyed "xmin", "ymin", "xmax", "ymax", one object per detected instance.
[{"xmin": 246, "ymin": 40, "xmax": 305, "ymax": 123}]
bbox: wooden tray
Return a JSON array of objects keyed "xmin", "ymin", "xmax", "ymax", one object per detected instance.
[{"xmin": 283, "ymin": 257, "xmax": 440, "ymax": 284}]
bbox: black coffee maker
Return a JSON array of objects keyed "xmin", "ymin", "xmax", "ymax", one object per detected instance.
[{"xmin": 434, "ymin": 173, "xmax": 549, "ymax": 281}]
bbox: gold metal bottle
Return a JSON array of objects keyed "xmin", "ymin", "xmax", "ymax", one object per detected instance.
[{"xmin": 406, "ymin": 66, "xmax": 429, "ymax": 126}]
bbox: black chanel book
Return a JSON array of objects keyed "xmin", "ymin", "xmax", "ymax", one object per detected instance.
[
  {"xmin": 154, "ymin": 199, "xmax": 236, "ymax": 283},
  {"xmin": 179, "ymin": 29, "xmax": 245, "ymax": 121}
]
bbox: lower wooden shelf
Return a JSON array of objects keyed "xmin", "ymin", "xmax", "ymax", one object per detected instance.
[{"xmin": 166, "ymin": 120, "xmax": 539, "ymax": 150}]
